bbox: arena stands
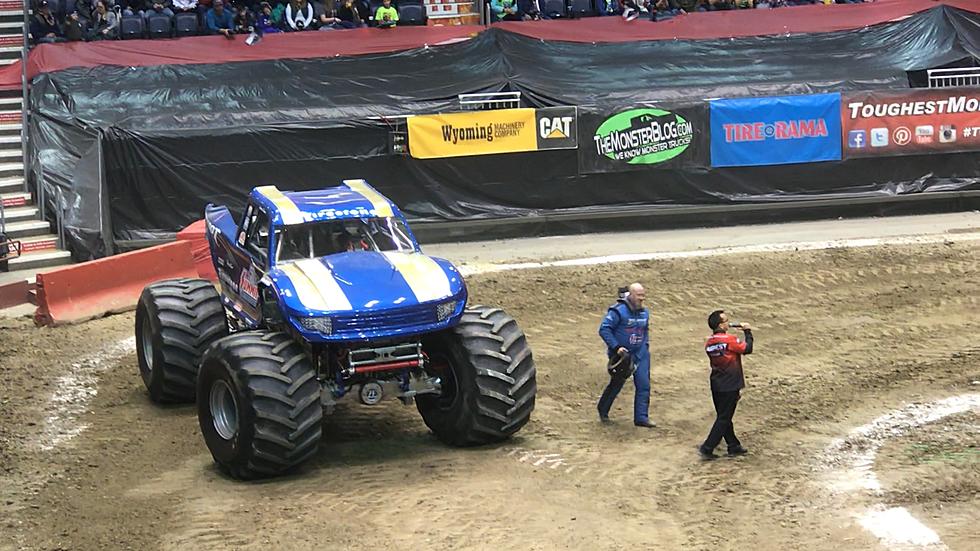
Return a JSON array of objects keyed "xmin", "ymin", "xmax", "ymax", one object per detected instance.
[{"xmin": 19, "ymin": 0, "xmax": 913, "ymax": 44}]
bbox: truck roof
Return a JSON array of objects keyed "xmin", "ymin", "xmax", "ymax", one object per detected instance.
[{"xmin": 250, "ymin": 179, "xmax": 402, "ymax": 226}]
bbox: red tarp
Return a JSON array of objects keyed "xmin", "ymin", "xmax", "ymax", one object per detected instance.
[
  {"xmin": 499, "ymin": 0, "xmax": 979, "ymax": 42},
  {"xmin": 0, "ymin": 24, "xmax": 480, "ymax": 89},
  {"xmin": 1, "ymin": 0, "xmax": 977, "ymax": 89}
]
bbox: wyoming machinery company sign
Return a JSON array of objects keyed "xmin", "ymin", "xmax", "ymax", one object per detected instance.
[{"xmin": 407, "ymin": 107, "xmax": 577, "ymax": 159}]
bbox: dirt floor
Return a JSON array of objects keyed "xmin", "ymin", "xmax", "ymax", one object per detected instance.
[{"xmin": 1, "ymin": 239, "xmax": 978, "ymax": 550}]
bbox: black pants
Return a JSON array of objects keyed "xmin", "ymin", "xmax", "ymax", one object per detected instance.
[{"xmin": 702, "ymin": 389, "xmax": 742, "ymax": 452}]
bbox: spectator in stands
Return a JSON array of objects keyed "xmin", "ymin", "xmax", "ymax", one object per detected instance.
[
  {"xmin": 676, "ymin": 0, "xmax": 705, "ymax": 11},
  {"xmin": 284, "ymin": 0, "xmax": 316, "ymax": 30},
  {"xmin": 354, "ymin": 0, "xmax": 370, "ymax": 21},
  {"xmin": 195, "ymin": 0, "xmax": 212, "ymax": 19},
  {"xmin": 255, "ymin": 1, "xmax": 281, "ymax": 31},
  {"xmin": 707, "ymin": 0, "xmax": 732, "ymax": 9},
  {"xmin": 598, "ymin": 0, "xmax": 619, "ymax": 15},
  {"xmin": 74, "ymin": 0, "xmax": 96, "ymax": 22},
  {"xmin": 621, "ymin": 0, "xmax": 649, "ymax": 21},
  {"xmin": 126, "ymin": 0, "xmax": 175, "ymax": 23},
  {"xmin": 490, "ymin": 0, "xmax": 521, "ymax": 22},
  {"xmin": 88, "ymin": 0, "xmax": 119, "ymax": 38},
  {"xmin": 270, "ymin": 0, "xmax": 286, "ymax": 25},
  {"xmin": 31, "ymin": 1, "xmax": 65, "ymax": 44},
  {"xmin": 317, "ymin": 0, "xmax": 342, "ymax": 29},
  {"xmin": 118, "ymin": 0, "xmax": 141, "ymax": 17},
  {"xmin": 233, "ymin": 3, "xmax": 255, "ymax": 31},
  {"xmin": 518, "ymin": 0, "xmax": 540, "ymax": 20},
  {"xmin": 732, "ymin": 0, "xmax": 751, "ymax": 7},
  {"xmin": 652, "ymin": 0, "xmax": 683, "ymax": 19},
  {"xmin": 172, "ymin": 0, "xmax": 199, "ymax": 18},
  {"xmin": 374, "ymin": 0, "xmax": 398, "ymax": 27},
  {"xmin": 206, "ymin": 0, "xmax": 235, "ymax": 35},
  {"xmin": 63, "ymin": 9, "xmax": 86, "ymax": 40},
  {"xmin": 336, "ymin": 0, "xmax": 364, "ymax": 27}
]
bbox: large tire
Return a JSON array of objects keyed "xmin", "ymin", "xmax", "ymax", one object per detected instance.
[
  {"xmin": 135, "ymin": 278, "xmax": 228, "ymax": 403},
  {"xmin": 417, "ymin": 305, "xmax": 536, "ymax": 446},
  {"xmin": 197, "ymin": 331, "xmax": 322, "ymax": 480}
]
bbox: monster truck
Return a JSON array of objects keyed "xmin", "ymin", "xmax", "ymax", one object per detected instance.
[{"xmin": 134, "ymin": 180, "xmax": 536, "ymax": 479}]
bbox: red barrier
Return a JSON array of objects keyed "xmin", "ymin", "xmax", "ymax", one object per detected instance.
[
  {"xmin": 176, "ymin": 219, "xmax": 218, "ymax": 282},
  {"xmin": 34, "ymin": 240, "xmax": 199, "ymax": 326},
  {"xmin": 0, "ymin": 277, "xmax": 30, "ymax": 309}
]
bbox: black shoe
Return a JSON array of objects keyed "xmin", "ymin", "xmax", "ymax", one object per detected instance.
[
  {"xmin": 634, "ymin": 420, "xmax": 657, "ymax": 428},
  {"xmin": 727, "ymin": 446, "xmax": 749, "ymax": 456},
  {"xmin": 697, "ymin": 445, "xmax": 717, "ymax": 461},
  {"xmin": 599, "ymin": 415, "xmax": 611, "ymax": 423}
]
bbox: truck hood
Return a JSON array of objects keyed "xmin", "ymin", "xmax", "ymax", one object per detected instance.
[{"xmin": 268, "ymin": 251, "xmax": 464, "ymax": 316}]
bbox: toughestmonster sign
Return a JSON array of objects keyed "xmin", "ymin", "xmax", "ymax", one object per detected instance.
[{"xmin": 593, "ymin": 108, "xmax": 694, "ymax": 164}]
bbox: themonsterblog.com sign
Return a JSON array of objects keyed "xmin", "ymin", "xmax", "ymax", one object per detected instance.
[{"xmin": 593, "ymin": 108, "xmax": 694, "ymax": 164}]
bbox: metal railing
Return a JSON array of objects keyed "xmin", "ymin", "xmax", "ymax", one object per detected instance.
[
  {"xmin": 458, "ymin": 91, "xmax": 521, "ymax": 110},
  {"xmin": 21, "ymin": 0, "xmax": 29, "ymax": 193},
  {"xmin": 927, "ymin": 67, "xmax": 980, "ymax": 88}
]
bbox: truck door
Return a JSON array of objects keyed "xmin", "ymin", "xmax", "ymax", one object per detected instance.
[{"xmin": 227, "ymin": 203, "xmax": 270, "ymax": 327}]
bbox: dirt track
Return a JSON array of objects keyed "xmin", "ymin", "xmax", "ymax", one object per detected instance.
[{"xmin": 1, "ymin": 239, "xmax": 978, "ymax": 550}]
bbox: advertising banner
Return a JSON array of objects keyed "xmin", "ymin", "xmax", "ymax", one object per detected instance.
[
  {"xmin": 407, "ymin": 107, "xmax": 577, "ymax": 159},
  {"xmin": 710, "ymin": 93, "xmax": 842, "ymax": 168},
  {"xmin": 579, "ymin": 105, "xmax": 708, "ymax": 173},
  {"xmin": 842, "ymin": 88, "xmax": 980, "ymax": 158}
]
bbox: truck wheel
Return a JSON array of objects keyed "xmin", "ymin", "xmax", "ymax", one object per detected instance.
[
  {"xmin": 135, "ymin": 278, "xmax": 228, "ymax": 403},
  {"xmin": 197, "ymin": 331, "xmax": 322, "ymax": 479},
  {"xmin": 417, "ymin": 305, "xmax": 536, "ymax": 446}
]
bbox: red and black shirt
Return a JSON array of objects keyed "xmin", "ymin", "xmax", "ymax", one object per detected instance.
[{"xmin": 704, "ymin": 330, "xmax": 752, "ymax": 392}]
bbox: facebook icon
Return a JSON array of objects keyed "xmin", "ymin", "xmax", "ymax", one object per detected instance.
[{"xmin": 848, "ymin": 130, "xmax": 867, "ymax": 148}]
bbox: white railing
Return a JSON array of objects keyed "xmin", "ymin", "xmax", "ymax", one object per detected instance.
[
  {"xmin": 21, "ymin": 0, "xmax": 28, "ymax": 193},
  {"xmin": 927, "ymin": 67, "xmax": 980, "ymax": 88},
  {"xmin": 458, "ymin": 91, "xmax": 521, "ymax": 110}
]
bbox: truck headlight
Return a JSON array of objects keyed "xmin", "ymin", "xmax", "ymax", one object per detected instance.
[
  {"xmin": 435, "ymin": 300, "xmax": 458, "ymax": 322},
  {"xmin": 298, "ymin": 317, "xmax": 332, "ymax": 335}
]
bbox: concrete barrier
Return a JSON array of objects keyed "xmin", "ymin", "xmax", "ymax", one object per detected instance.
[
  {"xmin": 34, "ymin": 241, "xmax": 199, "ymax": 326},
  {"xmin": 175, "ymin": 219, "xmax": 218, "ymax": 282}
]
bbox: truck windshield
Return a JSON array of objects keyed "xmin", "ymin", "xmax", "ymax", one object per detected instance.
[{"xmin": 275, "ymin": 217, "xmax": 415, "ymax": 263}]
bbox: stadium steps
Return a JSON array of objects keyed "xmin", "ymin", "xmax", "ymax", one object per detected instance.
[
  {"xmin": 0, "ymin": 10, "xmax": 73, "ymax": 276},
  {"xmin": 7, "ymin": 247, "xmax": 72, "ymax": 271}
]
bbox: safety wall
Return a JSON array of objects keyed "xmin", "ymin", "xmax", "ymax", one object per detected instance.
[{"xmin": 26, "ymin": 4, "xmax": 980, "ymax": 259}]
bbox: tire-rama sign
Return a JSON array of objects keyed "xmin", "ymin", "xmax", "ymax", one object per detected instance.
[{"xmin": 407, "ymin": 107, "xmax": 578, "ymax": 159}]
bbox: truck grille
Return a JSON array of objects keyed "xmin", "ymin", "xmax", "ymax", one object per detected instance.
[{"xmin": 334, "ymin": 305, "xmax": 437, "ymax": 331}]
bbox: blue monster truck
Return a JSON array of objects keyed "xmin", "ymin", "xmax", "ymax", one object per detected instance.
[{"xmin": 135, "ymin": 180, "xmax": 536, "ymax": 479}]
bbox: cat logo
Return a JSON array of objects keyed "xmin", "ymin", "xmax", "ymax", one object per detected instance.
[
  {"xmin": 534, "ymin": 107, "xmax": 578, "ymax": 150},
  {"xmin": 539, "ymin": 116, "xmax": 574, "ymax": 139}
]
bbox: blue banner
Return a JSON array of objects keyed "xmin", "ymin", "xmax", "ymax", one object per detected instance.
[{"xmin": 710, "ymin": 93, "xmax": 842, "ymax": 167}]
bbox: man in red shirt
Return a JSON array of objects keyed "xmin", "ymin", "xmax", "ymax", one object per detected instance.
[{"xmin": 698, "ymin": 309, "xmax": 753, "ymax": 460}]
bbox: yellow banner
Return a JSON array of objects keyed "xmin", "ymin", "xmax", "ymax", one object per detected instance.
[{"xmin": 407, "ymin": 109, "xmax": 538, "ymax": 159}]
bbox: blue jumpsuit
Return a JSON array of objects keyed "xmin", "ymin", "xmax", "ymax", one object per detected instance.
[{"xmin": 597, "ymin": 300, "xmax": 651, "ymax": 424}]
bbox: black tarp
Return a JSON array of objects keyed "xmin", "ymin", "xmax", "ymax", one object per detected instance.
[{"xmin": 29, "ymin": 4, "xmax": 980, "ymax": 259}]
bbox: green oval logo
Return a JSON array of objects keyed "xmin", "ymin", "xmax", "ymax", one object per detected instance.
[{"xmin": 593, "ymin": 108, "xmax": 694, "ymax": 165}]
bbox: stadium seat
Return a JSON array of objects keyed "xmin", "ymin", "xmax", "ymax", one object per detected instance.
[
  {"xmin": 146, "ymin": 13, "xmax": 172, "ymax": 39},
  {"xmin": 541, "ymin": 0, "xmax": 566, "ymax": 18},
  {"xmin": 174, "ymin": 12, "xmax": 199, "ymax": 37},
  {"xmin": 367, "ymin": 0, "xmax": 383, "ymax": 25},
  {"xmin": 567, "ymin": 0, "xmax": 596, "ymax": 17},
  {"xmin": 119, "ymin": 14, "xmax": 144, "ymax": 40},
  {"xmin": 399, "ymin": 3, "xmax": 427, "ymax": 25}
]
